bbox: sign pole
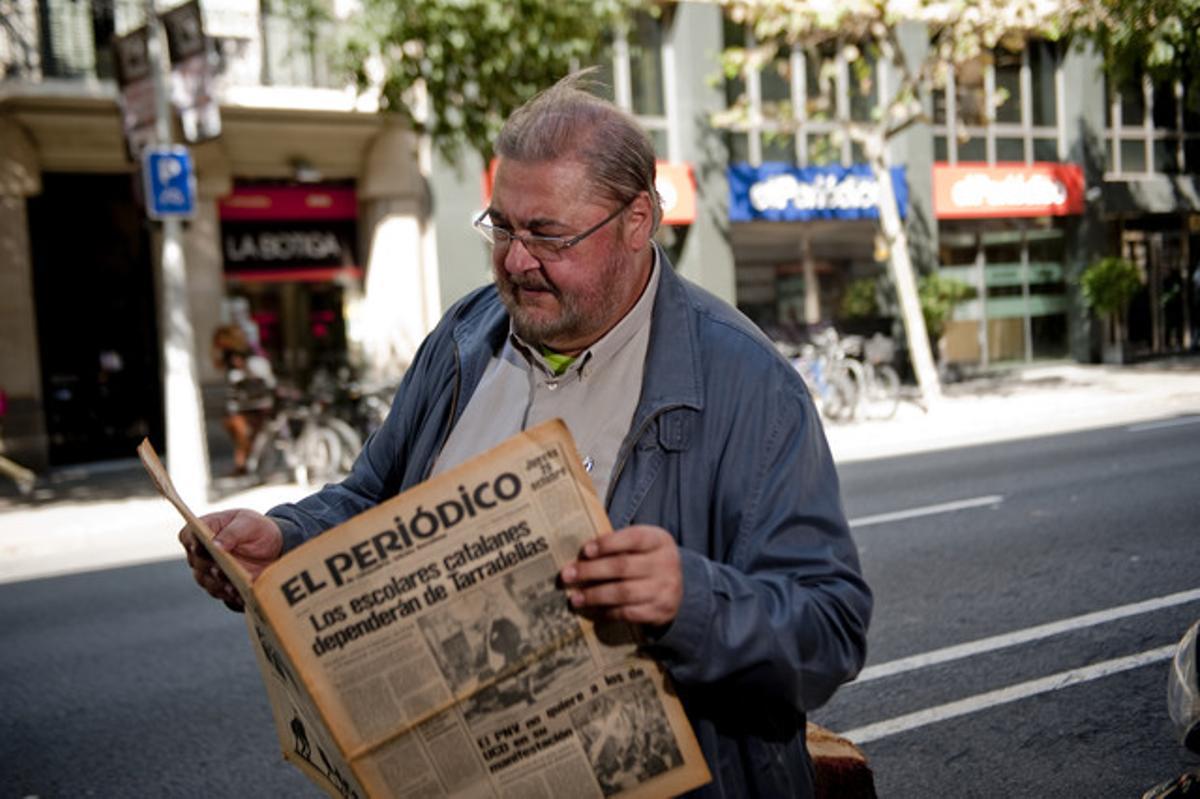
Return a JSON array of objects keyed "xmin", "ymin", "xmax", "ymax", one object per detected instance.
[{"xmin": 145, "ymin": 0, "xmax": 210, "ymax": 503}]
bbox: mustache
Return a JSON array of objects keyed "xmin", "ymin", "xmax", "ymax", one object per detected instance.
[{"xmin": 504, "ymin": 272, "xmax": 558, "ymax": 295}]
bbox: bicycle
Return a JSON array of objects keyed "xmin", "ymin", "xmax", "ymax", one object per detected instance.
[
  {"xmin": 843, "ymin": 333, "xmax": 901, "ymax": 421},
  {"xmin": 245, "ymin": 387, "xmax": 362, "ymax": 486},
  {"xmin": 788, "ymin": 341, "xmax": 860, "ymax": 423}
]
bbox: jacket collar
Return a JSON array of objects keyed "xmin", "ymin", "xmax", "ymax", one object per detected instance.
[
  {"xmin": 635, "ymin": 246, "xmax": 704, "ymax": 418},
  {"xmin": 448, "ymin": 244, "xmax": 705, "ymax": 426}
]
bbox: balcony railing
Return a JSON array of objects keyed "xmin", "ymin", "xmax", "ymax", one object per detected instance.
[{"xmin": 1, "ymin": 0, "xmax": 345, "ymax": 89}]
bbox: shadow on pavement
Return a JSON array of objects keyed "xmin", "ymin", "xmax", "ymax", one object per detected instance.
[{"xmin": 0, "ymin": 456, "xmax": 292, "ymax": 513}]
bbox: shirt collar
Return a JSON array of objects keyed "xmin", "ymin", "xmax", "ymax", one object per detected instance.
[{"xmin": 509, "ymin": 248, "xmax": 660, "ymax": 380}]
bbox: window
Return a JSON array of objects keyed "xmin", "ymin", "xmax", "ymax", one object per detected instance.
[
  {"xmin": 628, "ymin": 13, "xmax": 665, "ymax": 117},
  {"xmin": 30, "ymin": 0, "xmax": 144, "ymax": 80},
  {"xmin": 260, "ymin": 0, "xmax": 344, "ymax": 88},
  {"xmin": 721, "ymin": 25, "xmax": 879, "ymax": 166},
  {"xmin": 848, "ymin": 47, "xmax": 877, "ymax": 123},
  {"xmin": 1028, "ymin": 41, "xmax": 1057, "ymax": 127},
  {"xmin": 1106, "ymin": 75, "xmax": 1198, "ymax": 175},
  {"xmin": 595, "ymin": 12, "xmax": 672, "ymax": 158},
  {"xmin": 932, "ymin": 40, "xmax": 1062, "ymax": 165},
  {"xmin": 993, "ymin": 48, "xmax": 1022, "ymax": 125}
]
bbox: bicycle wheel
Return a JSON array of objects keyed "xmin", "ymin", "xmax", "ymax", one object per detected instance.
[
  {"xmin": 821, "ymin": 370, "xmax": 859, "ymax": 423},
  {"xmin": 866, "ymin": 364, "xmax": 901, "ymax": 420},
  {"xmin": 248, "ymin": 422, "xmax": 289, "ymax": 483},
  {"xmin": 322, "ymin": 417, "xmax": 363, "ymax": 473},
  {"xmin": 299, "ymin": 424, "xmax": 344, "ymax": 484},
  {"xmin": 839, "ymin": 359, "xmax": 867, "ymax": 421}
]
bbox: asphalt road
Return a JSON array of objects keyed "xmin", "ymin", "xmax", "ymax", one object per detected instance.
[
  {"xmin": 0, "ymin": 559, "xmax": 320, "ymax": 797},
  {"xmin": 1, "ymin": 418, "xmax": 1197, "ymax": 797},
  {"xmin": 815, "ymin": 417, "xmax": 1200, "ymax": 796}
]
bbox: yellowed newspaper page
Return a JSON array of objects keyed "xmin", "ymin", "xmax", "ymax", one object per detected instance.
[
  {"xmin": 137, "ymin": 440, "xmax": 364, "ymax": 798},
  {"xmin": 136, "ymin": 440, "xmax": 251, "ymax": 599},
  {"xmin": 246, "ymin": 606, "xmax": 366, "ymax": 798},
  {"xmin": 252, "ymin": 420, "xmax": 710, "ymax": 798}
]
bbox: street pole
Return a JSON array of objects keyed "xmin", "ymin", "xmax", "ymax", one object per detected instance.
[{"xmin": 145, "ymin": 0, "xmax": 210, "ymax": 503}]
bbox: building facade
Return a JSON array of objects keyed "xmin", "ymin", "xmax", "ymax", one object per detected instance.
[
  {"xmin": 720, "ymin": 25, "xmax": 1198, "ymax": 369},
  {"xmin": 1, "ymin": 1, "xmax": 1196, "ymax": 473},
  {"xmin": 0, "ymin": 1, "xmax": 735, "ymax": 471}
]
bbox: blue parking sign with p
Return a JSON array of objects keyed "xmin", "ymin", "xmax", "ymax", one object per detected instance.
[{"xmin": 143, "ymin": 146, "xmax": 196, "ymax": 219}]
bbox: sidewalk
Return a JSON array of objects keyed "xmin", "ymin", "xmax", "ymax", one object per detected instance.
[
  {"xmin": 2, "ymin": 356, "xmax": 1198, "ymax": 586},
  {"xmin": 824, "ymin": 355, "xmax": 1200, "ymax": 463},
  {"xmin": 0, "ymin": 470, "xmax": 311, "ymax": 586}
]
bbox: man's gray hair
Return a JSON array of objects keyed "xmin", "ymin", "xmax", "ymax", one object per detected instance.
[{"xmin": 495, "ymin": 70, "xmax": 662, "ymax": 232}]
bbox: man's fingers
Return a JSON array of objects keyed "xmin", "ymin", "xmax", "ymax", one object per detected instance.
[
  {"xmin": 567, "ymin": 552, "xmax": 657, "ymax": 585},
  {"xmin": 179, "ymin": 509, "xmax": 241, "ymax": 561},
  {"xmin": 193, "ymin": 561, "xmax": 245, "ymax": 605},
  {"xmin": 562, "ymin": 526, "xmax": 676, "ymax": 584},
  {"xmin": 580, "ymin": 526, "xmax": 666, "ymax": 558},
  {"xmin": 212, "ymin": 519, "xmax": 259, "ymax": 554},
  {"xmin": 567, "ymin": 578, "xmax": 660, "ymax": 610},
  {"xmin": 210, "ymin": 510, "xmax": 283, "ymax": 567},
  {"xmin": 594, "ymin": 603, "xmax": 670, "ymax": 625},
  {"xmin": 179, "ymin": 526, "xmax": 209, "ymax": 561},
  {"xmin": 201, "ymin": 508, "xmax": 242, "ymax": 536},
  {"xmin": 195, "ymin": 565, "xmax": 228, "ymax": 598},
  {"xmin": 178, "ymin": 508, "xmax": 269, "ymax": 613},
  {"xmin": 559, "ymin": 525, "xmax": 683, "ymax": 628},
  {"xmin": 568, "ymin": 583, "xmax": 678, "ymax": 627}
]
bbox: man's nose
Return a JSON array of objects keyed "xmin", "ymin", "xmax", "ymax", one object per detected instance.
[{"xmin": 503, "ymin": 238, "xmax": 541, "ymax": 273}]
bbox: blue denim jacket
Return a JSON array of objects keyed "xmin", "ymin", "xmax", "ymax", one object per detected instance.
[{"xmin": 269, "ymin": 257, "xmax": 872, "ymax": 797}]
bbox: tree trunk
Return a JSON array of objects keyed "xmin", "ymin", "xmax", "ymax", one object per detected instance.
[{"xmin": 866, "ymin": 139, "xmax": 942, "ymax": 406}]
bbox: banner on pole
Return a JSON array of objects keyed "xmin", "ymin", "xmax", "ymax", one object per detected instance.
[
  {"xmin": 160, "ymin": 0, "xmax": 222, "ymax": 144},
  {"xmin": 112, "ymin": 26, "xmax": 157, "ymax": 161}
]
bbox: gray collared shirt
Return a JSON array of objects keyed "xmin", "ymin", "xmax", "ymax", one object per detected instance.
[{"xmin": 431, "ymin": 253, "xmax": 660, "ymax": 503}]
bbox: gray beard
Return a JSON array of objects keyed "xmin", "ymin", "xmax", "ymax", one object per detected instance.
[{"xmin": 495, "ymin": 258, "xmax": 627, "ymax": 349}]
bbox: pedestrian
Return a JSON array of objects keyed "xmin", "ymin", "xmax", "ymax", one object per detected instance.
[
  {"xmin": 180, "ymin": 71, "xmax": 871, "ymax": 797},
  {"xmin": 211, "ymin": 324, "xmax": 276, "ymax": 476}
]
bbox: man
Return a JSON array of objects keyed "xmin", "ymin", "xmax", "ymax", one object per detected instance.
[{"xmin": 182, "ymin": 72, "xmax": 872, "ymax": 797}]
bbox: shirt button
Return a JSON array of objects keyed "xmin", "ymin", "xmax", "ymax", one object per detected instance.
[
  {"xmin": 546, "ymin": 381, "xmax": 559, "ymax": 391},
  {"xmin": 582, "ymin": 456, "xmax": 594, "ymax": 473}
]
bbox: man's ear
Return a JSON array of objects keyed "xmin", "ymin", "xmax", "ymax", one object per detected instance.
[{"xmin": 623, "ymin": 190, "xmax": 656, "ymax": 253}]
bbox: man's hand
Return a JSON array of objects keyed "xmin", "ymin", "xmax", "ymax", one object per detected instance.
[
  {"xmin": 558, "ymin": 525, "xmax": 682, "ymax": 627},
  {"xmin": 178, "ymin": 508, "xmax": 283, "ymax": 612}
]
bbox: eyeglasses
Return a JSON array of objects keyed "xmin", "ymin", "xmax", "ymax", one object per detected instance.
[{"xmin": 473, "ymin": 198, "xmax": 633, "ymax": 262}]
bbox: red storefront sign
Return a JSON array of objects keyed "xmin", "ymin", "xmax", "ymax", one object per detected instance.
[
  {"xmin": 482, "ymin": 159, "xmax": 697, "ymax": 225},
  {"xmin": 933, "ymin": 162, "xmax": 1085, "ymax": 219},
  {"xmin": 219, "ymin": 185, "xmax": 361, "ymax": 283},
  {"xmin": 219, "ymin": 185, "xmax": 358, "ymax": 221},
  {"xmin": 655, "ymin": 162, "xmax": 697, "ymax": 225}
]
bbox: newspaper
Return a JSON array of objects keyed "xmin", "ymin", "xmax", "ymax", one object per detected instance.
[{"xmin": 139, "ymin": 420, "xmax": 710, "ymax": 798}]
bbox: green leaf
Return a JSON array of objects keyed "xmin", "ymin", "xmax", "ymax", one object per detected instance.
[{"xmin": 288, "ymin": 0, "xmax": 645, "ymax": 162}]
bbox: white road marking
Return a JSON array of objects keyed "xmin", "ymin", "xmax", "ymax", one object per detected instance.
[
  {"xmin": 855, "ymin": 587, "xmax": 1200, "ymax": 683},
  {"xmin": 1127, "ymin": 416, "xmax": 1200, "ymax": 432},
  {"xmin": 849, "ymin": 495, "xmax": 1004, "ymax": 528},
  {"xmin": 842, "ymin": 645, "xmax": 1176, "ymax": 745}
]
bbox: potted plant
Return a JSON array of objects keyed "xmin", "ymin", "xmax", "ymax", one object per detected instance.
[
  {"xmin": 918, "ymin": 273, "xmax": 972, "ymax": 377},
  {"xmin": 839, "ymin": 276, "xmax": 891, "ymax": 336},
  {"xmin": 842, "ymin": 273, "xmax": 971, "ymax": 379},
  {"xmin": 1080, "ymin": 256, "xmax": 1142, "ymax": 364}
]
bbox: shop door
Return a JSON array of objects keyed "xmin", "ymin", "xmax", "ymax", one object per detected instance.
[
  {"xmin": 228, "ymin": 280, "xmax": 349, "ymax": 390},
  {"xmin": 27, "ymin": 173, "xmax": 164, "ymax": 465},
  {"xmin": 1123, "ymin": 228, "xmax": 1189, "ymax": 354},
  {"xmin": 938, "ymin": 221, "xmax": 1069, "ymax": 367}
]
